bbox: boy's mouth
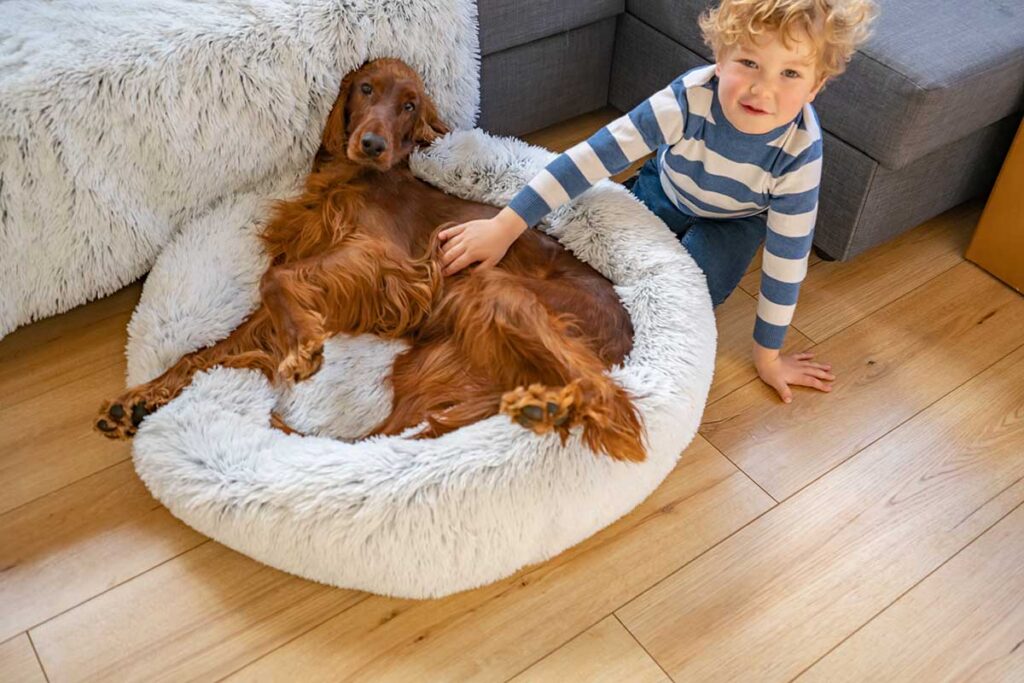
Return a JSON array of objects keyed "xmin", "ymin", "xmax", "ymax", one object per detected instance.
[{"xmin": 740, "ymin": 102, "xmax": 770, "ymax": 116}]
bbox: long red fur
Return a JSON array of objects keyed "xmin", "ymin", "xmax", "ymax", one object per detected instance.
[{"xmin": 96, "ymin": 58, "xmax": 645, "ymax": 461}]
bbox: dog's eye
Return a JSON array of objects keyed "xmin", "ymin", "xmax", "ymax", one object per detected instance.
[
  {"xmin": 404, "ymin": 102, "xmax": 416, "ymax": 112},
  {"xmin": 360, "ymin": 83, "xmax": 372, "ymax": 95}
]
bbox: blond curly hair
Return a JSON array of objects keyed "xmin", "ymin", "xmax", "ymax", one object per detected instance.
[{"xmin": 700, "ymin": 0, "xmax": 877, "ymax": 81}]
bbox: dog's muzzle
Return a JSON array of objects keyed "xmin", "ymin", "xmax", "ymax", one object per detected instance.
[{"xmin": 360, "ymin": 133, "xmax": 387, "ymax": 158}]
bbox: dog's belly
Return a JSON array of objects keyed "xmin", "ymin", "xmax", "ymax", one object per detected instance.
[
  {"xmin": 384, "ymin": 176, "xmax": 634, "ymax": 366},
  {"xmin": 506, "ymin": 233, "xmax": 634, "ymax": 366}
]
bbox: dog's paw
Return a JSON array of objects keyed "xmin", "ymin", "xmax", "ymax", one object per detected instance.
[
  {"xmin": 500, "ymin": 382, "xmax": 581, "ymax": 436},
  {"xmin": 277, "ymin": 339, "xmax": 325, "ymax": 383},
  {"xmin": 95, "ymin": 396, "xmax": 158, "ymax": 440}
]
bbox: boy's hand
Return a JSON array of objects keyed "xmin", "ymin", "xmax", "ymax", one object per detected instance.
[
  {"xmin": 752, "ymin": 342, "xmax": 834, "ymax": 404},
  {"xmin": 438, "ymin": 207, "xmax": 527, "ymax": 276}
]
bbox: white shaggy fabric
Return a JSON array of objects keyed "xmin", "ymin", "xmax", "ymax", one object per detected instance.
[
  {"xmin": 0, "ymin": 0, "xmax": 479, "ymax": 338},
  {"xmin": 129, "ymin": 129, "xmax": 717, "ymax": 598}
]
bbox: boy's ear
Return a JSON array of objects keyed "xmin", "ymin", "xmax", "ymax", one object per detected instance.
[{"xmin": 808, "ymin": 76, "xmax": 828, "ymax": 102}]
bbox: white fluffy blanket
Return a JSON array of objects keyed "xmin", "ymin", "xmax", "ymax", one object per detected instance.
[
  {"xmin": 0, "ymin": 0, "xmax": 479, "ymax": 338},
  {"xmin": 129, "ymin": 130, "xmax": 716, "ymax": 598}
]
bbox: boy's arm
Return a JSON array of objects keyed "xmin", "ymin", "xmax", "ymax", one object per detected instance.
[
  {"xmin": 752, "ymin": 136, "xmax": 836, "ymax": 402},
  {"xmin": 508, "ymin": 78, "xmax": 688, "ymax": 228},
  {"xmin": 754, "ymin": 143, "xmax": 822, "ymax": 350},
  {"xmin": 440, "ymin": 74, "xmax": 694, "ymax": 275}
]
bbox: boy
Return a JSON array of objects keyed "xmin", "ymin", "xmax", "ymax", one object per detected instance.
[{"xmin": 439, "ymin": 0, "xmax": 876, "ymax": 404}]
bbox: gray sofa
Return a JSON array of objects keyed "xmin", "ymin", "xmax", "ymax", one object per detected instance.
[
  {"xmin": 477, "ymin": 0, "xmax": 622, "ymax": 135},
  {"xmin": 476, "ymin": 0, "xmax": 1024, "ymax": 260}
]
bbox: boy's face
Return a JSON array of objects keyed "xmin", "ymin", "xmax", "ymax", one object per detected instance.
[{"xmin": 715, "ymin": 30, "xmax": 825, "ymax": 134}]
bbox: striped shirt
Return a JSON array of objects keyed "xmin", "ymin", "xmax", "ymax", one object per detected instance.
[{"xmin": 507, "ymin": 65, "xmax": 823, "ymax": 350}]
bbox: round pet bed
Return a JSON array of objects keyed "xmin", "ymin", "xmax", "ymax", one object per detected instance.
[{"xmin": 128, "ymin": 129, "xmax": 716, "ymax": 599}]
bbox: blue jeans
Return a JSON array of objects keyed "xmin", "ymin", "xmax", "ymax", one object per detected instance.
[{"xmin": 626, "ymin": 158, "xmax": 766, "ymax": 307}]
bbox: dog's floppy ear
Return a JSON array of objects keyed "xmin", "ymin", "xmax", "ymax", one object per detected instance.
[
  {"xmin": 314, "ymin": 71, "xmax": 356, "ymax": 170},
  {"xmin": 413, "ymin": 96, "xmax": 450, "ymax": 147}
]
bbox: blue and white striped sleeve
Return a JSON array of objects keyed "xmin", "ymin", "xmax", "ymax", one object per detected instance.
[
  {"xmin": 754, "ymin": 136, "xmax": 822, "ymax": 349},
  {"xmin": 507, "ymin": 78, "xmax": 688, "ymax": 228}
]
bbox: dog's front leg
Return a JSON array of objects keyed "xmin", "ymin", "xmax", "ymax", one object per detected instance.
[
  {"xmin": 258, "ymin": 238, "xmax": 442, "ymax": 383},
  {"xmin": 259, "ymin": 266, "xmax": 329, "ymax": 383}
]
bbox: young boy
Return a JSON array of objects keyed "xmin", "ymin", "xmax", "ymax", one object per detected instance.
[{"xmin": 439, "ymin": 0, "xmax": 875, "ymax": 404}]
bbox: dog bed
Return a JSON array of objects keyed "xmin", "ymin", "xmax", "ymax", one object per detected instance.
[{"xmin": 128, "ymin": 129, "xmax": 717, "ymax": 598}]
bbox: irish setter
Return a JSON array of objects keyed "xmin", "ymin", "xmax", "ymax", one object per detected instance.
[{"xmin": 95, "ymin": 58, "xmax": 645, "ymax": 462}]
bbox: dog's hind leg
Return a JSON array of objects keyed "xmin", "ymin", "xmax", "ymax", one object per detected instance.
[
  {"xmin": 95, "ymin": 309, "xmax": 278, "ymax": 440},
  {"xmin": 369, "ymin": 340, "xmax": 503, "ymax": 439},
  {"xmin": 449, "ymin": 270, "xmax": 645, "ymax": 462}
]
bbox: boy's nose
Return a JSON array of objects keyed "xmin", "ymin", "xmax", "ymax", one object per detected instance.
[{"xmin": 750, "ymin": 83, "xmax": 770, "ymax": 98}]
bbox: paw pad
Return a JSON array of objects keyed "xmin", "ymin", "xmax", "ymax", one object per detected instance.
[
  {"xmin": 500, "ymin": 383, "xmax": 579, "ymax": 435},
  {"xmin": 95, "ymin": 397, "xmax": 158, "ymax": 440}
]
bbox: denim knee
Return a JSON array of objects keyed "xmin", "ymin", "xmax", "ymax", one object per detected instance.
[
  {"xmin": 627, "ymin": 158, "xmax": 694, "ymax": 236},
  {"xmin": 680, "ymin": 215, "xmax": 766, "ymax": 307}
]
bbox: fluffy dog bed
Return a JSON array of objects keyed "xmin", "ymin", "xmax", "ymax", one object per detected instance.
[
  {"xmin": 129, "ymin": 129, "xmax": 716, "ymax": 598},
  {"xmin": 5, "ymin": 0, "xmax": 715, "ymax": 597}
]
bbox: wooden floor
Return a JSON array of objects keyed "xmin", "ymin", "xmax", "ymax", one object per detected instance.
[{"xmin": 3, "ymin": 108, "xmax": 1024, "ymax": 683}]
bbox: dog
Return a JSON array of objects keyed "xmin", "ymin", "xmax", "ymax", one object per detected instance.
[{"xmin": 95, "ymin": 58, "xmax": 645, "ymax": 461}]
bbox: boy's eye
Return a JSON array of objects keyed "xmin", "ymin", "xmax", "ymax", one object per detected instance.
[
  {"xmin": 739, "ymin": 59, "xmax": 757, "ymax": 68},
  {"xmin": 360, "ymin": 83, "xmax": 372, "ymax": 94},
  {"xmin": 783, "ymin": 69, "xmax": 802, "ymax": 79}
]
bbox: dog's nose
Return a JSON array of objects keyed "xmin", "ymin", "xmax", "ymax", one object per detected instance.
[{"xmin": 360, "ymin": 133, "xmax": 387, "ymax": 158}]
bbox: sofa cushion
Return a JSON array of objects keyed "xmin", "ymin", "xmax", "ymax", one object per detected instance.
[
  {"xmin": 481, "ymin": 19, "xmax": 616, "ymax": 135},
  {"xmin": 626, "ymin": 0, "xmax": 1024, "ymax": 170},
  {"xmin": 625, "ymin": 0, "xmax": 710, "ymax": 57},
  {"xmin": 479, "ymin": 0, "xmax": 623, "ymax": 55}
]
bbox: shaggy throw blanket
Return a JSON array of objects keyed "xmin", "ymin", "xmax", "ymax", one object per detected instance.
[{"xmin": 0, "ymin": 0, "xmax": 479, "ymax": 338}]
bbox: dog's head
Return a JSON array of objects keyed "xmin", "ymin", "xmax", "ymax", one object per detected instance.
[{"xmin": 317, "ymin": 58, "xmax": 449, "ymax": 171}]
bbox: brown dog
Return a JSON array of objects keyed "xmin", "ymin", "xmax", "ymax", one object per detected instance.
[{"xmin": 95, "ymin": 58, "xmax": 644, "ymax": 461}]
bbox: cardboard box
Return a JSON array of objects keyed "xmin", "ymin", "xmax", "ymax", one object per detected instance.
[{"xmin": 966, "ymin": 121, "xmax": 1024, "ymax": 293}]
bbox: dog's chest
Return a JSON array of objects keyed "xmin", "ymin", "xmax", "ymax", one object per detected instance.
[{"xmin": 358, "ymin": 173, "xmax": 451, "ymax": 243}]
